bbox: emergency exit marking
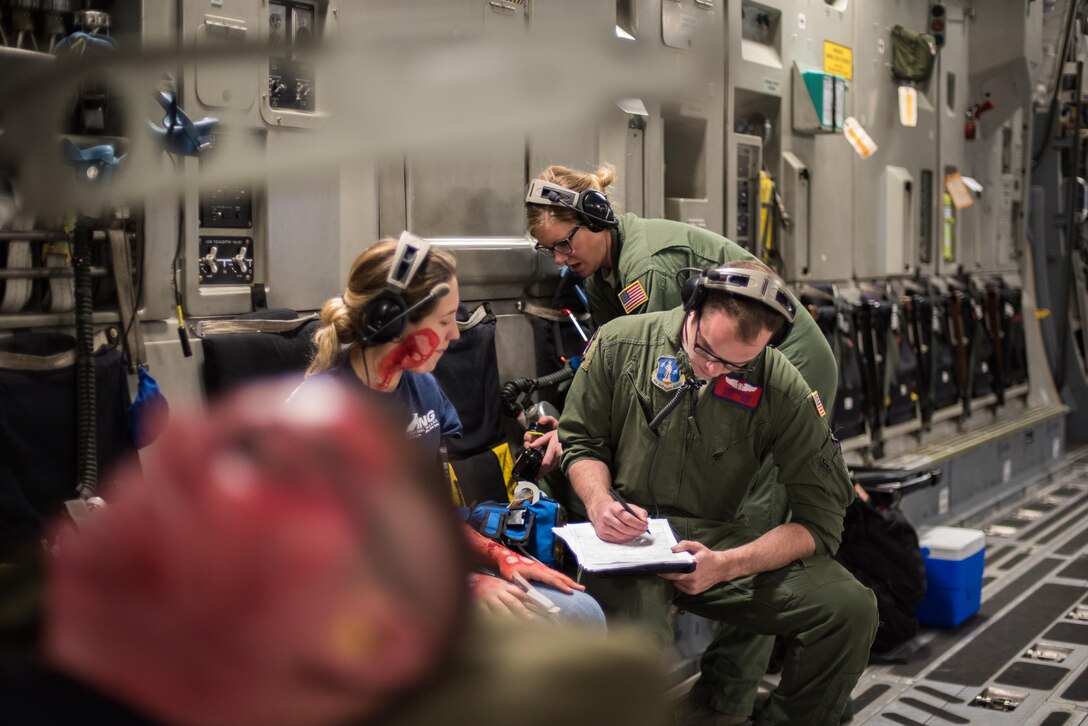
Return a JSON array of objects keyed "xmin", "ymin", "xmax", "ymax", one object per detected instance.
[
  {"xmin": 1053, "ymin": 438, "xmax": 1061, "ymax": 459},
  {"xmin": 938, "ymin": 487, "xmax": 949, "ymax": 515},
  {"xmin": 798, "ymin": 13, "xmax": 806, "ymax": 30},
  {"xmin": 1002, "ymin": 460, "xmax": 1012, "ymax": 484},
  {"xmin": 877, "ymin": 38, "xmax": 885, "ymax": 54}
]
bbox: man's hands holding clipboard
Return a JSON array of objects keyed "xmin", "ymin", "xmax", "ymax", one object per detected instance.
[{"xmin": 658, "ymin": 540, "xmax": 739, "ymax": 595}]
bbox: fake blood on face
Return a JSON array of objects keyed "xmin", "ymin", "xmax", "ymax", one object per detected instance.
[{"xmin": 377, "ymin": 330, "xmax": 440, "ymax": 388}]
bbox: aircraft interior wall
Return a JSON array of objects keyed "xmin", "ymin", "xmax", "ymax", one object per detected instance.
[{"xmin": 0, "ymin": 0, "xmax": 1085, "ymax": 528}]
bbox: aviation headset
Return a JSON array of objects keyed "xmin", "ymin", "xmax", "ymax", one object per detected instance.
[
  {"xmin": 359, "ymin": 231, "xmax": 450, "ymax": 346},
  {"xmin": 680, "ymin": 265, "xmax": 797, "ymax": 347},
  {"xmin": 525, "ymin": 179, "xmax": 618, "ymax": 233}
]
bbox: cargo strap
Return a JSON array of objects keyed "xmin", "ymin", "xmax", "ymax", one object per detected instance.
[
  {"xmin": 0, "ymin": 329, "xmax": 112, "ymax": 371},
  {"xmin": 196, "ymin": 314, "xmax": 318, "ymax": 336},
  {"xmin": 516, "ymin": 300, "xmax": 591, "ymax": 323},
  {"xmin": 108, "ymin": 228, "xmax": 145, "ymax": 371},
  {"xmin": 458, "ymin": 302, "xmax": 491, "ymax": 332},
  {"xmin": 195, "ymin": 303, "xmax": 488, "ymax": 338}
]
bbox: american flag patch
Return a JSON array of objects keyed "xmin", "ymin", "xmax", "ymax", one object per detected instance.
[
  {"xmin": 618, "ymin": 280, "xmax": 648, "ymax": 314},
  {"xmin": 810, "ymin": 391, "xmax": 826, "ymax": 417}
]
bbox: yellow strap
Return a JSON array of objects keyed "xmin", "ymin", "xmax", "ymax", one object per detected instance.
[
  {"xmin": 759, "ymin": 170, "xmax": 775, "ymax": 258},
  {"xmin": 448, "ymin": 464, "xmax": 463, "ymax": 506},
  {"xmin": 42, "ymin": 241, "xmax": 72, "ymax": 265},
  {"xmin": 494, "ymin": 442, "xmax": 515, "ymax": 499},
  {"xmin": 446, "ymin": 441, "xmax": 517, "ymax": 505}
]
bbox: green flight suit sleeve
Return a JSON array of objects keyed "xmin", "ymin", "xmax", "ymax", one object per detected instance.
[
  {"xmin": 768, "ymin": 388, "xmax": 855, "ymax": 556},
  {"xmin": 776, "ymin": 307, "xmax": 840, "ymax": 411},
  {"xmin": 559, "ymin": 331, "xmax": 617, "ymax": 473}
]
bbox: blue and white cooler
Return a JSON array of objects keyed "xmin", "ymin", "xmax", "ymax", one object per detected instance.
[{"xmin": 916, "ymin": 526, "xmax": 986, "ymax": 628}]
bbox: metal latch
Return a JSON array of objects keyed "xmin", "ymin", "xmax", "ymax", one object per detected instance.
[
  {"xmin": 985, "ymin": 523, "xmax": 1019, "ymax": 538},
  {"xmin": 488, "ymin": 1, "xmax": 522, "ymax": 13},
  {"xmin": 1068, "ymin": 605, "xmax": 1088, "ymax": 621},
  {"xmin": 1025, "ymin": 643, "xmax": 1071, "ymax": 662},
  {"xmin": 971, "ymin": 687, "xmax": 1025, "ymax": 712},
  {"xmin": 204, "ymin": 14, "xmax": 247, "ymax": 37}
]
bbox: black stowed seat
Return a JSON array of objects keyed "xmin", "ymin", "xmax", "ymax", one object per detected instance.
[
  {"xmin": 798, "ymin": 284, "xmax": 867, "ymax": 441},
  {"xmin": 198, "ymin": 309, "xmax": 319, "ymax": 399},
  {"xmin": 433, "ymin": 303, "xmax": 512, "ymax": 505},
  {"xmin": 0, "ymin": 333, "xmax": 134, "ymax": 550}
]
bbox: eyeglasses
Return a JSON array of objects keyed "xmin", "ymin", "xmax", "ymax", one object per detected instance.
[
  {"xmin": 532, "ymin": 225, "xmax": 581, "ymax": 257},
  {"xmin": 690, "ymin": 315, "xmax": 760, "ymax": 373}
]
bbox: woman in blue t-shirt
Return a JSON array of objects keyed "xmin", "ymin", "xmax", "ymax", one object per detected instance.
[{"xmin": 298, "ymin": 235, "xmax": 603, "ymax": 626}]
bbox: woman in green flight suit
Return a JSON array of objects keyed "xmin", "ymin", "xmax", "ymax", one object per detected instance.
[{"xmin": 525, "ymin": 163, "xmax": 836, "ymax": 413}]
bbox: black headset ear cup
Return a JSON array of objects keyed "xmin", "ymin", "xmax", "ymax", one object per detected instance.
[
  {"xmin": 361, "ymin": 291, "xmax": 408, "ymax": 345},
  {"xmin": 681, "ymin": 275, "xmax": 704, "ymax": 312},
  {"xmin": 771, "ymin": 319, "xmax": 793, "ymax": 348},
  {"xmin": 576, "ymin": 189, "xmax": 616, "ymax": 232}
]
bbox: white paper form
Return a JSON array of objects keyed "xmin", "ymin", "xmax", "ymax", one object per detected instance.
[{"xmin": 553, "ymin": 518, "xmax": 696, "ymax": 573}]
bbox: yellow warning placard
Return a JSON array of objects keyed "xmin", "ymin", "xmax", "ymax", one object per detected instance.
[{"xmin": 823, "ymin": 40, "xmax": 853, "ymax": 81}]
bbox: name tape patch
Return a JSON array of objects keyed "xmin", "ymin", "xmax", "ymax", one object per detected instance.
[{"xmin": 712, "ymin": 374, "xmax": 763, "ymax": 409}]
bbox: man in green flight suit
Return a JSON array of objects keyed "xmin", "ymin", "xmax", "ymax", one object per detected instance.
[
  {"xmin": 524, "ymin": 164, "xmax": 842, "ymax": 720},
  {"xmin": 558, "ymin": 260, "xmax": 876, "ymax": 726}
]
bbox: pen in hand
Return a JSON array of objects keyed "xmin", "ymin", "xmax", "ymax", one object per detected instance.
[{"xmin": 609, "ymin": 487, "xmax": 654, "ymax": 541}]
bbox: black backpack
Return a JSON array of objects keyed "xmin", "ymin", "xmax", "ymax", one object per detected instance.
[{"xmin": 835, "ymin": 496, "xmax": 927, "ymax": 653}]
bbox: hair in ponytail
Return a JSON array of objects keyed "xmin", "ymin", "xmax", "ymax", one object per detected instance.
[
  {"xmin": 525, "ymin": 163, "xmax": 619, "ymax": 236},
  {"xmin": 306, "ymin": 239, "xmax": 456, "ymax": 376}
]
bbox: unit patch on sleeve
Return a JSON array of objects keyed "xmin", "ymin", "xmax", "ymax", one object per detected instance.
[
  {"xmin": 712, "ymin": 374, "xmax": 763, "ymax": 409},
  {"xmin": 652, "ymin": 356, "xmax": 685, "ymax": 391},
  {"xmin": 810, "ymin": 390, "xmax": 826, "ymax": 417},
  {"xmin": 581, "ymin": 329, "xmax": 601, "ymax": 369},
  {"xmin": 618, "ymin": 280, "xmax": 648, "ymax": 314}
]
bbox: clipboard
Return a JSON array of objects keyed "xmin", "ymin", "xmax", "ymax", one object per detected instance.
[{"xmin": 590, "ymin": 560, "xmax": 697, "ymax": 576}]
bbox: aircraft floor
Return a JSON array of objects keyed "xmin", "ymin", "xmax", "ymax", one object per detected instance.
[{"xmin": 852, "ymin": 447, "xmax": 1088, "ymax": 725}]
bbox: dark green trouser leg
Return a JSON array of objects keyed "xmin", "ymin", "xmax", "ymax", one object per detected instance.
[
  {"xmin": 582, "ymin": 570, "xmax": 676, "ymax": 646},
  {"xmin": 679, "ymin": 557, "xmax": 877, "ymax": 726},
  {"xmin": 694, "ymin": 459, "xmax": 787, "ymax": 714},
  {"xmin": 583, "ymin": 549, "xmax": 876, "ymax": 725},
  {"xmin": 690, "ymin": 625, "xmax": 774, "ymax": 718}
]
